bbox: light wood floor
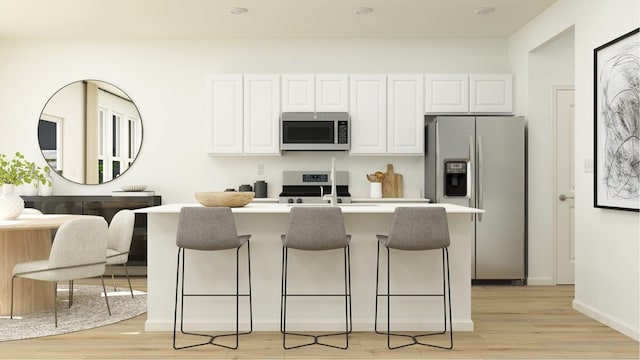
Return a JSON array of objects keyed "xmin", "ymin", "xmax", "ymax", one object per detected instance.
[{"xmin": 0, "ymin": 277, "xmax": 637, "ymax": 359}]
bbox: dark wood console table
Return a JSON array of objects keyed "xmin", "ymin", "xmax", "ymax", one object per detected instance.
[{"xmin": 21, "ymin": 195, "xmax": 161, "ymax": 275}]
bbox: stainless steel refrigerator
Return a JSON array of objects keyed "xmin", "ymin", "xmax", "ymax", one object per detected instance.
[{"xmin": 424, "ymin": 116, "xmax": 526, "ymax": 282}]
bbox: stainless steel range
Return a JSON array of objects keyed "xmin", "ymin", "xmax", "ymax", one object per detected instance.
[{"xmin": 279, "ymin": 171, "xmax": 351, "ymax": 204}]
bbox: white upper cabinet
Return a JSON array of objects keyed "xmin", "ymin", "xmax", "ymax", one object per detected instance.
[
  {"xmin": 281, "ymin": 74, "xmax": 349, "ymax": 112},
  {"xmin": 243, "ymin": 74, "xmax": 281, "ymax": 154},
  {"xmin": 315, "ymin": 74, "xmax": 349, "ymax": 112},
  {"xmin": 469, "ymin": 74, "xmax": 513, "ymax": 113},
  {"xmin": 425, "ymin": 74, "xmax": 469, "ymax": 113},
  {"xmin": 349, "ymin": 74, "xmax": 387, "ymax": 154},
  {"xmin": 281, "ymin": 74, "xmax": 315, "ymax": 112},
  {"xmin": 387, "ymin": 74, "xmax": 424, "ymax": 154},
  {"xmin": 425, "ymin": 73, "xmax": 513, "ymax": 114},
  {"xmin": 208, "ymin": 74, "xmax": 244, "ymax": 154}
]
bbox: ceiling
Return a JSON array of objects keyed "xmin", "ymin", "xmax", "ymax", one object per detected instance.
[{"xmin": 0, "ymin": 0, "xmax": 558, "ymax": 39}]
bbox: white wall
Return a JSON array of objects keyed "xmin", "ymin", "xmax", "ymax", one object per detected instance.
[
  {"xmin": 509, "ymin": 0, "xmax": 639, "ymax": 340},
  {"xmin": 0, "ymin": 38, "xmax": 508, "ymax": 202},
  {"xmin": 525, "ymin": 28, "xmax": 575, "ymax": 285}
]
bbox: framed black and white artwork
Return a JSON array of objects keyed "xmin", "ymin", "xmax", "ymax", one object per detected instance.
[{"xmin": 594, "ymin": 27, "xmax": 639, "ymax": 211}]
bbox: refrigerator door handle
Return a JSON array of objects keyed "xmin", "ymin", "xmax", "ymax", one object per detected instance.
[
  {"xmin": 469, "ymin": 135, "xmax": 475, "ymax": 221},
  {"xmin": 478, "ymin": 135, "xmax": 484, "ymax": 221}
]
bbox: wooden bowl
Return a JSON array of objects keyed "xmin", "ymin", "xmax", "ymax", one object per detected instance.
[{"xmin": 194, "ymin": 191, "xmax": 254, "ymax": 207}]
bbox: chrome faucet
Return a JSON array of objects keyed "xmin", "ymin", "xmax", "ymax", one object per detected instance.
[{"xmin": 322, "ymin": 157, "xmax": 338, "ymax": 206}]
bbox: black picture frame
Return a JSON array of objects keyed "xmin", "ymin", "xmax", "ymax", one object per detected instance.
[{"xmin": 593, "ymin": 27, "xmax": 640, "ymax": 211}]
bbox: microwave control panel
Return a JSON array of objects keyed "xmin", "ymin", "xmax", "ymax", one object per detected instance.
[{"xmin": 337, "ymin": 121, "xmax": 348, "ymax": 144}]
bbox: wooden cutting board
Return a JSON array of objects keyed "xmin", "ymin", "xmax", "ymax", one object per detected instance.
[{"xmin": 381, "ymin": 164, "xmax": 403, "ymax": 198}]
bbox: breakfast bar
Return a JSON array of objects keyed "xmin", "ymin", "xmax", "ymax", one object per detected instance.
[{"xmin": 140, "ymin": 202, "xmax": 481, "ymax": 333}]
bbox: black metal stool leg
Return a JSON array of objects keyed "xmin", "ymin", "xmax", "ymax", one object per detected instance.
[
  {"xmin": 280, "ymin": 245, "xmax": 286, "ymax": 335},
  {"xmin": 281, "ymin": 246, "xmax": 352, "ymax": 350},
  {"xmin": 173, "ymin": 242, "xmax": 253, "ymax": 350},
  {"xmin": 173, "ymin": 248, "xmax": 214, "ymax": 350},
  {"xmin": 346, "ymin": 245, "xmax": 353, "ymax": 334},
  {"xmin": 377, "ymin": 246, "xmax": 453, "ymax": 350},
  {"xmin": 246, "ymin": 240, "xmax": 253, "ymax": 334},
  {"xmin": 374, "ymin": 241, "xmax": 382, "ymax": 334}
]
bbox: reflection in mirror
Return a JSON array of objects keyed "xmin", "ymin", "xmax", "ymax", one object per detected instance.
[{"xmin": 38, "ymin": 80, "xmax": 143, "ymax": 184}]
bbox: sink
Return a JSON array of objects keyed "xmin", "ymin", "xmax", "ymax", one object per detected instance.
[
  {"xmin": 285, "ymin": 203, "xmax": 377, "ymax": 207},
  {"xmin": 340, "ymin": 203, "xmax": 378, "ymax": 207},
  {"xmin": 286, "ymin": 203, "xmax": 331, "ymax": 207}
]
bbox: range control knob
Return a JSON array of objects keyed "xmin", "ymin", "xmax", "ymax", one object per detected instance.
[
  {"xmin": 287, "ymin": 198, "xmax": 294, "ymax": 204},
  {"xmin": 296, "ymin": 198, "xmax": 303, "ymax": 203}
]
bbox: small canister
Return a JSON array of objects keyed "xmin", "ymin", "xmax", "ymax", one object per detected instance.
[
  {"xmin": 253, "ymin": 180, "xmax": 267, "ymax": 198},
  {"xmin": 239, "ymin": 184, "xmax": 253, "ymax": 192}
]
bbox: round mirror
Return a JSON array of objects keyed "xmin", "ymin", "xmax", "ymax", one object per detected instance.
[{"xmin": 38, "ymin": 80, "xmax": 143, "ymax": 184}]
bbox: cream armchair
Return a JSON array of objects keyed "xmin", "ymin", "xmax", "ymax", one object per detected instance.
[
  {"xmin": 10, "ymin": 216, "xmax": 111, "ymax": 327},
  {"xmin": 106, "ymin": 209, "xmax": 135, "ymax": 297}
]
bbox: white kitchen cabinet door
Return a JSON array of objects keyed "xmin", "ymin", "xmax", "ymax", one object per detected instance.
[
  {"xmin": 316, "ymin": 74, "xmax": 349, "ymax": 112},
  {"xmin": 349, "ymin": 74, "xmax": 387, "ymax": 155},
  {"xmin": 469, "ymin": 74, "xmax": 513, "ymax": 113},
  {"xmin": 208, "ymin": 74, "xmax": 243, "ymax": 154},
  {"xmin": 281, "ymin": 74, "xmax": 315, "ymax": 112},
  {"xmin": 425, "ymin": 74, "xmax": 469, "ymax": 113},
  {"xmin": 243, "ymin": 74, "xmax": 281, "ymax": 154},
  {"xmin": 387, "ymin": 74, "xmax": 424, "ymax": 154}
]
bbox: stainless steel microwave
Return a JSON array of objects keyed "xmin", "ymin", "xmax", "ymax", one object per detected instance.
[{"xmin": 280, "ymin": 112, "xmax": 350, "ymax": 151}]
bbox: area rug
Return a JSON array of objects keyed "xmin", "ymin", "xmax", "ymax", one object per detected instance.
[{"xmin": 0, "ymin": 285, "xmax": 147, "ymax": 342}]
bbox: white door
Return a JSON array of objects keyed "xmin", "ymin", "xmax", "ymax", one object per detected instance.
[{"xmin": 555, "ymin": 86, "xmax": 575, "ymax": 284}]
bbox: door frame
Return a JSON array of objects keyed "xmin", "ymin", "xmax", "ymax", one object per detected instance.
[{"xmin": 552, "ymin": 84, "xmax": 575, "ymax": 285}]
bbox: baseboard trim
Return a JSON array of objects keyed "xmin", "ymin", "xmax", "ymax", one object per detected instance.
[
  {"xmin": 572, "ymin": 299, "xmax": 639, "ymax": 341},
  {"xmin": 526, "ymin": 277, "xmax": 554, "ymax": 285}
]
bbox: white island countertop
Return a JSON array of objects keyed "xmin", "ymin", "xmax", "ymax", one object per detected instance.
[{"xmin": 136, "ymin": 202, "xmax": 483, "ymax": 214}]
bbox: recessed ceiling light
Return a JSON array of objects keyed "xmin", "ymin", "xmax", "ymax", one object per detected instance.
[
  {"xmin": 354, "ymin": 7, "xmax": 374, "ymax": 15},
  {"xmin": 474, "ymin": 7, "xmax": 495, "ymax": 15},
  {"xmin": 229, "ymin": 7, "xmax": 248, "ymax": 15}
]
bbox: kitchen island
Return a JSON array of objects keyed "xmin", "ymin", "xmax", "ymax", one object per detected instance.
[{"xmin": 138, "ymin": 202, "xmax": 481, "ymax": 332}]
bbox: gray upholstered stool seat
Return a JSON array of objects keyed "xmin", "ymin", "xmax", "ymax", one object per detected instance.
[
  {"xmin": 173, "ymin": 207, "xmax": 252, "ymax": 350},
  {"xmin": 375, "ymin": 207, "xmax": 453, "ymax": 350},
  {"xmin": 280, "ymin": 206, "xmax": 352, "ymax": 350}
]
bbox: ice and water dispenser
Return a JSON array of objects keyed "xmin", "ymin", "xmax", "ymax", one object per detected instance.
[{"xmin": 444, "ymin": 160, "xmax": 469, "ymax": 197}]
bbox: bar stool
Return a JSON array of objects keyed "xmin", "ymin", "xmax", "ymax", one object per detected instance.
[
  {"xmin": 280, "ymin": 206, "xmax": 352, "ymax": 350},
  {"xmin": 173, "ymin": 207, "xmax": 252, "ymax": 350},
  {"xmin": 375, "ymin": 207, "xmax": 453, "ymax": 350}
]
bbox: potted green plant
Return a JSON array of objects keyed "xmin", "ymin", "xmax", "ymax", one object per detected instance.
[
  {"xmin": 0, "ymin": 152, "xmax": 30, "ymax": 186},
  {"xmin": 0, "ymin": 152, "xmax": 51, "ymax": 195},
  {"xmin": 39, "ymin": 166, "xmax": 54, "ymax": 196},
  {"xmin": 0, "ymin": 152, "xmax": 29, "ymax": 219},
  {"xmin": 20, "ymin": 161, "xmax": 50, "ymax": 196}
]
